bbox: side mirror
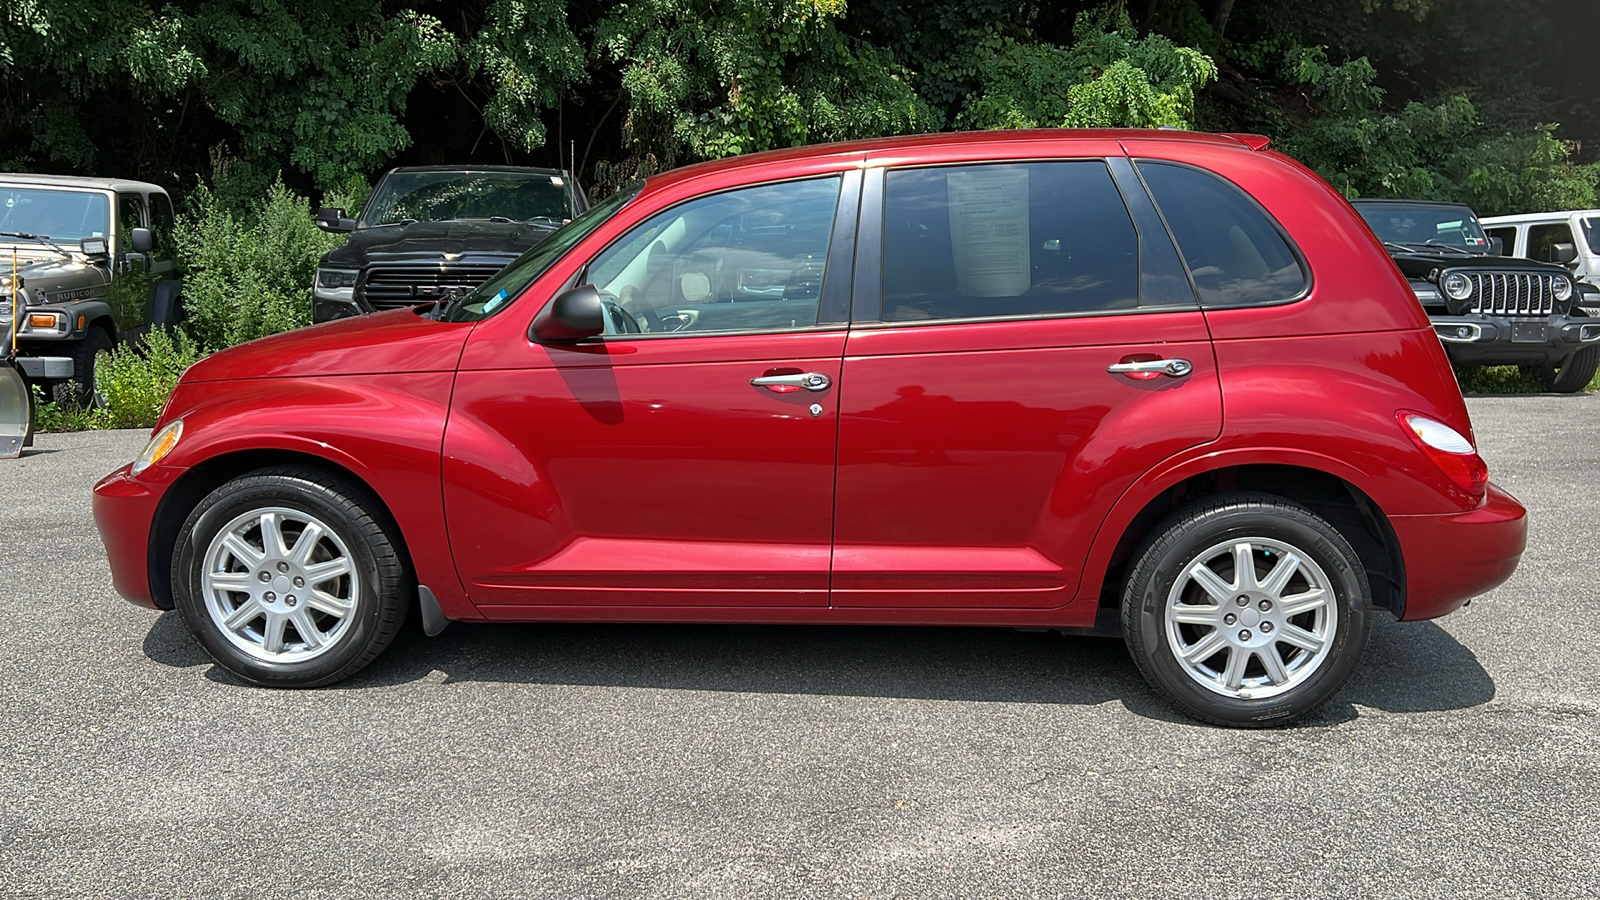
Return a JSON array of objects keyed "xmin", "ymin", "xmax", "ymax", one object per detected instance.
[
  {"xmin": 128, "ymin": 227, "xmax": 154, "ymax": 254},
  {"xmin": 1489, "ymin": 236, "xmax": 1503, "ymax": 256},
  {"xmin": 79, "ymin": 237, "xmax": 109, "ymax": 258},
  {"xmin": 531, "ymin": 284, "xmax": 605, "ymax": 343},
  {"xmin": 315, "ymin": 207, "xmax": 357, "ymax": 233},
  {"xmin": 1552, "ymin": 242, "xmax": 1579, "ymax": 266}
]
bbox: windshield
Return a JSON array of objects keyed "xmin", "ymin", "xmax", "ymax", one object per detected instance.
[
  {"xmin": 0, "ymin": 187, "xmax": 111, "ymax": 242},
  {"xmin": 1355, "ymin": 203, "xmax": 1490, "ymax": 252},
  {"xmin": 1582, "ymin": 217, "xmax": 1600, "ymax": 254},
  {"xmin": 442, "ymin": 182, "xmax": 642, "ymax": 323},
  {"xmin": 360, "ymin": 170, "xmax": 576, "ymax": 228}
]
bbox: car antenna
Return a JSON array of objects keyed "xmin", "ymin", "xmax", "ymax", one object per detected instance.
[{"xmin": 567, "ymin": 139, "xmax": 578, "ymax": 220}]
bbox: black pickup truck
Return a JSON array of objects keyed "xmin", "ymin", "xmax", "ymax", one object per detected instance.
[
  {"xmin": 312, "ymin": 165, "xmax": 588, "ymax": 322},
  {"xmin": 1352, "ymin": 199, "xmax": 1600, "ymax": 392}
]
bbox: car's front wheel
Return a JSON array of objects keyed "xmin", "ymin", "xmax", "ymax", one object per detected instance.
[
  {"xmin": 171, "ymin": 467, "xmax": 409, "ymax": 686},
  {"xmin": 1120, "ymin": 494, "xmax": 1372, "ymax": 727}
]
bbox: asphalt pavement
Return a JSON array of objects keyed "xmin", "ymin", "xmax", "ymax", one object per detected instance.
[{"xmin": 1, "ymin": 395, "xmax": 1596, "ymax": 898}]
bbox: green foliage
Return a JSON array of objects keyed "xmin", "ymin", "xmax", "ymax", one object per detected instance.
[
  {"xmin": 30, "ymin": 326, "xmax": 200, "ymax": 430},
  {"xmin": 595, "ymin": 0, "xmax": 937, "ymax": 167},
  {"xmin": 174, "ymin": 178, "xmax": 343, "ymax": 353},
  {"xmin": 1279, "ymin": 50, "xmax": 1599, "ymax": 215},
  {"xmin": 953, "ymin": 9, "xmax": 1215, "ymax": 130}
]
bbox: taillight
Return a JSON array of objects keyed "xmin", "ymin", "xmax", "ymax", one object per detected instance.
[{"xmin": 1398, "ymin": 412, "xmax": 1488, "ymax": 499}]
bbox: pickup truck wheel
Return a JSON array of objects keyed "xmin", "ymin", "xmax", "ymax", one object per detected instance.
[
  {"xmin": 171, "ymin": 467, "xmax": 410, "ymax": 687},
  {"xmin": 1524, "ymin": 346, "xmax": 1600, "ymax": 393},
  {"xmin": 1120, "ymin": 494, "xmax": 1372, "ymax": 728},
  {"xmin": 53, "ymin": 326, "xmax": 113, "ymax": 408}
]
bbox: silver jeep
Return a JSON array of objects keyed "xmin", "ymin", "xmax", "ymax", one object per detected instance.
[{"xmin": 1, "ymin": 174, "xmax": 183, "ymax": 406}]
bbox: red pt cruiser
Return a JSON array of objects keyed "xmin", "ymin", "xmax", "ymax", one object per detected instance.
[{"xmin": 94, "ymin": 130, "xmax": 1527, "ymax": 727}]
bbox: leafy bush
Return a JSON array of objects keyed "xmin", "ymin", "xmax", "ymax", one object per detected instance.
[
  {"xmin": 31, "ymin": 327, "xmax": 201, "ymax": 431},
  {"xmin": 1457, "ymin": 365, "xmax": 1600, "ymax": 395},
  {"xmin": 174, "ymin": 177, "xmax": 347, "ymax": 353}
]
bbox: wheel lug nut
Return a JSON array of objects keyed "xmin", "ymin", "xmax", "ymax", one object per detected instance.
[
  {"xmin": 1261, "ymin": 622, "xmax": 1273, "ymax": 633},
  {"xmin": 1259, "ymin": 599, "xmax": 1272, "ymax": 611},
  {"xmin": 1236, "ymin": 596, "xmax": 1249, "ymax": 606},
  {"xmin": 277, "ymin": 561, "xmax": 290, "ymax": 573},
  {"xmin": 293, "ymin": 577, "xmax": 305, "ymax": 588},
  {"xmin": 1239, "ymin": 629, "xmax": 1252, "ymax": 641},
  {"xmin": 264, "ymin": 591, "xmax": 276, "ymax": 602},
  {"xmin": 286, "ymin": 596, "xmax": 297, "ymax": 607},
  {"xmin": 1224, "ymin": 613, "xmax": 1237, "ymax": 625},
  {"xmin": 258, "ymin": 571, "xmax": 271, "ymax": 582}
]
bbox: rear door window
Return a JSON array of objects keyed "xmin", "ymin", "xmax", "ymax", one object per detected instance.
[
  {"xmin": 1137, "ymin": 162, "xmax": 1308, "ymax": 307},
  {"xmin": 879, "ymin": 161, "xmax": 1145, "ymax": 322},
  {"xmin": 1528, "ymin": 222, "xmax": 1578, "ymax": 263}
]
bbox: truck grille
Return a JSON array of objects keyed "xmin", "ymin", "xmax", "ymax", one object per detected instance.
[
  {"xmin": 356, "ymin": 263, "xmax": 507, "ymax": 311},
  {"xmin": 1466, "ymin": 271, "xmax": 1558, "ymax": 317}
]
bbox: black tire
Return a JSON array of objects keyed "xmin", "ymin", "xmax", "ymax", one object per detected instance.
[
  {"xmin": 171, "ymin": 466, "xmax": 410, "ymax": 687},
  {"xmin": 1120, "ymin": 493, "xmax": 1372, "ymax": 728},
  {"xmin": 53, "ymin": 325, "xmax": 113, "ymax": 407},
  {"xmin": 1523, "ymin": 345, "xmax": 1600, "ymax": 393}
]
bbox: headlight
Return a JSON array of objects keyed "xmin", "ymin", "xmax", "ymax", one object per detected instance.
[
  {"xmin": 1552, "ymin": 276, "xmax": 1573, "ymax": 302},
  {"xmin": 131, "ymin": 419, "xmax": 183, "ymax": 475},
  {"xmin": 1441, "ymin": 272, "xmax": 1473, "ymax": 301},
  {"xmin": 316, "ymin": 268, "xmax": 359, "ymax": 289}
]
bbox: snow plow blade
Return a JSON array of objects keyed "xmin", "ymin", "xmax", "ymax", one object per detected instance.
[{"xmin": 0, "ymin": 361, "xmax": 32, "ymax": 458}]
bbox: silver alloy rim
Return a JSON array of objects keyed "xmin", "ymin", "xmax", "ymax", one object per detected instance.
[
  {"xmin": 1164, "ymin": 537, "xmax": 1337, "ymax": 700},
  {"xmin": 200, "ymin": 506, "xmax": 360, "ymax": 663}
]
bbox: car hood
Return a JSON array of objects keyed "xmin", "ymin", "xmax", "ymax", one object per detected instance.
[
  {"xmin": 1388, "ymin": 251, "xmax": 1571, "ymax": 280},
  {"xmin": 182, "ymin": 307, "xmax": 474, "ymax": 383},
  {"xmin": 321, "ymin": 219, "xmax": 560, "ymax": 269},
  {"xmin": 3, "ymin": 254, "xmax": 109, "ymax": 299}
]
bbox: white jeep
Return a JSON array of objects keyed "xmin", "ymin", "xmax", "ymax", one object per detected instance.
[{"xmin": 1481, "ymin": 210, "xmax": 1600, "ymax": 315}]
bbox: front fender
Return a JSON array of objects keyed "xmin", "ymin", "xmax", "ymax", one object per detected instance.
[{"xmin": 157, "ymin": 372, "xmax": 478, "ymax": 620}]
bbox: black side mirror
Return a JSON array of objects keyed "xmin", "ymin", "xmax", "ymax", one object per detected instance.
[
  {"xmin": 1489, "ymin": 236, "xmax": 1503, "ymax": 256},
  {"xmin": 128, "ymin": 227, "xmax": 154, "ymax": 254},
  {"xmin": 1552, "ymin": 242, "xmax": 1579, "ymax": 266},
  {"xmin": 315, "ymin": 207, "xmax": 357, "ymax": 233},
  {"xmin": 531, "ymin": 284, "xmax": 605, "ymax": 343}
]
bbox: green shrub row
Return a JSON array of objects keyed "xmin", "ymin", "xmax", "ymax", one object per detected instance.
[{"xmin": 32, "ymin": 178, "xmax": 353, "ymax": 431}]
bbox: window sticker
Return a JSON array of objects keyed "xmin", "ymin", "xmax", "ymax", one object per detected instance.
[
  {"xmin": 482, "ymin": 288, "xmax": 509, "ymax": 313},
  {"xmin": 946, "ymin": 167, "xmax": 1030, "ymax": 297}
]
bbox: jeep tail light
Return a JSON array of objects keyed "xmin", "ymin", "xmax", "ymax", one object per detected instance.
[{"xmin": 1399, "ymin": 412, "xmax": 1488, "ymax": 499}]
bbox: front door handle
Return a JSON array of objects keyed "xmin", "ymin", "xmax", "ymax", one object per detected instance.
[
  {"xmin": 1107, "ymin": 358, "xmax": 1193, "ymax": 378},
  {"xmin": 751, "ymin": 372, "xmax": 832, "ymax": 393}
]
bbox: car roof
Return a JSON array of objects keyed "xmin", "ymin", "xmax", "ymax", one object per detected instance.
[
  {"xmin": 643, "ymin": 128, "xmax": 1264, "ymax": 192},
  {"xmin": 1348, "ymin": 198, "xmax": 1475, "ymax": 210},
  {"xmin": 385, "ymin": 165, "xmax": 573, "ymax": 178},
  {"xmin": 0, "ymin": 172, "xmax": 168, "ymax": 194},
  {"xmin": 1480, "ymin": 209, "xmax": 1600, "ymax": 224}
]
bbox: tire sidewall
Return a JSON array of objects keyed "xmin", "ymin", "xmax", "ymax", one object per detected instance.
[
  {"xmin": 173, "ymin": 475, "xmax": 386, "ymax": 686},
  {"xmin": 1126, "ymin": 501, "xmax": 1371, "ymax": 726}
]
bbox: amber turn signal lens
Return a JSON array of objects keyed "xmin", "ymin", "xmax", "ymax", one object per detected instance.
[{"xmin": 29, "ymin": 313, "xmax": 58, "ymax": 328}]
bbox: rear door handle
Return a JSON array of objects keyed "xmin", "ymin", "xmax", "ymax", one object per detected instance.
[
  {"xmin": 751, "ymin": 372, "xmax": 832, "ymax": 393},
  {"xmin": 1107, "ymin": 358, "xmax": 1193, "ymax": 378}
]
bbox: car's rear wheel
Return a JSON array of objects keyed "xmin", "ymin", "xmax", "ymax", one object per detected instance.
[
  {"xmin": 1521, "ymin": 345, "xmax": 1600, "ymax": 393},
  {"xmin": 171, "ymin": 467, "xmax": 409, "ymax": 687},
  {"xmin": 1120, "ymin": 494, "xmax": 1371, "ymax": 727}
]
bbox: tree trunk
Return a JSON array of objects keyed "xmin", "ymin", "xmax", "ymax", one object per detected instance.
[{"xmin": 1214, "ymin": 0, "xmax": 1237, "ymax": 37}]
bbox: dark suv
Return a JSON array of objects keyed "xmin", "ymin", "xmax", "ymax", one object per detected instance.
[
  {"xmin": 1352, "ymin": 199, "xmax": 1600, "ymax": 392},
  {"xmin": 312, "ymin": 166, "xmax": 588, "ymax": 322}
]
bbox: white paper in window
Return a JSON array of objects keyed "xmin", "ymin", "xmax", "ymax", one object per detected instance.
[{"xmin": 946, "ymin": 167, "xmax": 1030, "ymax": 297}]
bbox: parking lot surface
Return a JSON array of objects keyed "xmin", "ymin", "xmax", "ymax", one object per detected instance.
[{"xmin": 1, "ymin": 395, "xmax": 1596, "ymax": 898}]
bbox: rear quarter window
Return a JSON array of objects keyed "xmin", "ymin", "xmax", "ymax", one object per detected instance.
[{"xmin": 1137, "ymin": 161, "xmax": 1308, "ymax": 308}]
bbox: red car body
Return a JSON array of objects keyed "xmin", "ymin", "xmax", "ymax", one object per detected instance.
[{"xmin": 94, "ymin": 130, "xmax": 1525, "ymax": 643}]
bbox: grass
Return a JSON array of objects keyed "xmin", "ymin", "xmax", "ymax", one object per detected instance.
[{"xmin": 1456, "ymin": 364, "xmax": 1600, "ymax": 395}]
